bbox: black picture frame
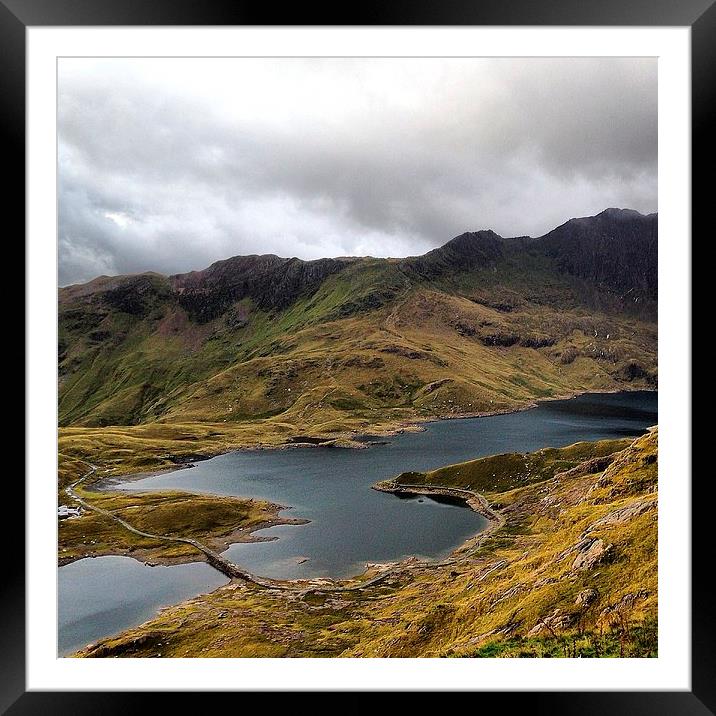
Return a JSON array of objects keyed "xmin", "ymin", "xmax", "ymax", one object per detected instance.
[{"xmin": 6, "ymin": 0, "xmax": 703, "ymax": 710}]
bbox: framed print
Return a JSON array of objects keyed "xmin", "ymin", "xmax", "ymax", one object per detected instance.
[{"xmin": 8, "ymin": 0, "xmax": 706, "ymax": 709}]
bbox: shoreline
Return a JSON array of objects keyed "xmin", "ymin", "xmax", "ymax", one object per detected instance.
[
  {"xmin": 96, "ymin": 385, "xmax": 656, "ymax": 491},
  {"xmin": 72, "ymin": 428, "xmax": 659, "ymax": 658},
  {"xmin": 60, "ymin": 463, "xmax": 309, "ymax": 569},
  {"xmin": 62, "ymin": 397, "xmax": 656, "ymax": 656},
  {"xmin": 63, "ymin": 456, "xmax": 506, "ymax": 593},
  {"xmin": 372, "ymin": 481, "xmax": 503, "ymax": 526},
  {"xmin": 57, "ymin": 511, "xmax": 309, "ymax": 569},
  {"xmin": 62, "ymin": 386, "xmax": 655, "ymax": 586},
  {"xmin": 370, "ymin": 481, "xmax": 506, "ymax": 562}
]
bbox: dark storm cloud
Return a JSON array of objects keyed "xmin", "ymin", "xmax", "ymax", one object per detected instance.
[{"xmin": 58, "ymin": 57, "xmax": 657, "ymax": 285}]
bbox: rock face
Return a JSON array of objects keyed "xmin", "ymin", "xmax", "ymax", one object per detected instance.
[
  {"xmin": 585, "ymin": 499, "xmax": 655, "ymax": 533},
  {"xmin": 402, "ymin": 229, "xmax": 506, "ymax": 279},
  {"xmin": 535, "ymin": 208, "xmax": 657, "ymax": 309},
  {"xmin": 172, "ymin": 254, "xmax": 349, "ymax": 323},
  {"xmin": 556, "ymin": 454, "xmax": 618, "ymax": 481},
  {"xmin": 598, "ymin": 590, "xmax": 649, "ymax": 628},
  {"xmin": 571, "ymin": 538, "xmax": 614, "ymax": 572},
  {"xmin": 60, "ymin": 209, "xmax": 657, "ymax": 322},
  {"xmin": 527, "ymin": 608, "xmax": 576, "ymax": 637},
  {"xmin": 575, "ymin": 588, "xmax": 599, "ymax": 608}
]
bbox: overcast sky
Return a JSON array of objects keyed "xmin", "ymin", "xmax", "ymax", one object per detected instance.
[{"xmin": 58, "ymin": 57, "xmax": 657, "ymax": 286}]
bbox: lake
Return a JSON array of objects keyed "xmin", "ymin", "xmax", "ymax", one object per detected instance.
[
  {"xmin": 58, "ymin": 555, "xmax": 228, "ymax": 656},
  {"xmin": 58, "ymin": 390, "xmax": 657, "ymax": 654}
]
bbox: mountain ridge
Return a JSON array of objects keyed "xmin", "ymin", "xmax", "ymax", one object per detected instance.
[
  {"xmin": 60, "ymin": 207, "xmax": 655, "ymax": 290},
  {"xmin": 59, "ymin": 208, "xmax": 658, "ymax": 430}
]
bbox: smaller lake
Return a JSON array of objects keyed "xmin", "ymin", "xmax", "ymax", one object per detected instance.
[{"xmin": 58, "ymin": 555, "xmax": 228, "ymax": 656}]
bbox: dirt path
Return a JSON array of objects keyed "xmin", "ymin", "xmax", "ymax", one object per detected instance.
[{"xmin": 64, "ymin": 463, "xmax": 284, "ymax": 586}]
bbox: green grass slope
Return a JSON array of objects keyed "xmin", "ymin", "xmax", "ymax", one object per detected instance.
[
  {"xmin": 59, "ymin": 212, "xmax": 657, "ymax": 437},
  {"xmin": 391, "ymin": 438, "xmax": 632, "ymax": 493}
]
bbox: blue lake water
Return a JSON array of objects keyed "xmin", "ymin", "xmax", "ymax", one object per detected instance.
[
  {"xmin": 115, "ymin": 390, "xmax": 657, "ymax": 580},
  {"xmin": 58, "ymin": 555, "xmax": 228, "ymax": 656},
  {"xmin": 58, "ymin": 390, "xmax": 656, "ymax": 654}
]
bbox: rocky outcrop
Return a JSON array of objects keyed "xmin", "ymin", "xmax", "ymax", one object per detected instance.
[
  {"xmin": 556, "ymin": 454, "xmax": 619, "ymax": 481},
  {"xmin": 570, "ymin": 538, "xmax": 614, "ymax": 572},
  {"xmin": 402, "ymin": 230, "xmax": 505, "ymax": 279},
  {"xmin": 534, "ymin": 208, "xmax": 657, "ymax": 312},
  {"xmin": 172, "ymin": 254, "xmax": 349, "ymax": 322},
  {"xmin": 575, "ymin": 588, "xmax": 599, "ymax": 608},
  {"xmin": 584, "ymin": 498, "xmax": 655, "ymax": 534},
  {"xmin": 598, "ymin": 590, "xmax": 649, "ymax": 629},
  {"xmin": 102, "ymin": 274, "xmax": 172, "ymax": 316},
  {"xmin": 527, "ymin": 608, "xmax": 577, "ymax": 637}
]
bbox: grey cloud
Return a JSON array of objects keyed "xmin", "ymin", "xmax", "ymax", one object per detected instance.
[{"xmin": 58, "ymin": 57, "xmax": 656, "ymax": 286}]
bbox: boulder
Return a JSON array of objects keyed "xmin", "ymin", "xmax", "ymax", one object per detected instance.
[
  {"xmin": 527, "ymin": 608, "xmax": 576, "ymax": 637},
  {"xmin": 575, "ymin": 588, "xmax": 599, "ymax": 608},
  {"xmin": 571, "ymin": 538, "xmax": 614, "ymax": 571}
]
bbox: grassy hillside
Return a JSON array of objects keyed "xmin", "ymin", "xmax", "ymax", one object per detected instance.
[
  {"xmin": 390, "ymin": 438, "xmax": 632, "ymax": 494},
  {"xmin": 58, "ymin": 210, "xmax": 657, "ymax": 476},
  {"xmin": 76, "ymin": 428, "xmax": 658, "ymax": 658}
]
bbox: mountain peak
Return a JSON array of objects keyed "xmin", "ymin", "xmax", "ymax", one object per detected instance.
[
  {"xmin": 597, "ymin": 207, "xmax": 650, "ymax": 220},
  {"xmin": 442, "ymin": 229, "xmax": 502, "ymax": 250},
  {"xmin": 402, "ymin": 229, "xmax": 505, "ymax": 279},
  {"xmin": 536, "ymin": 207, "xmax": 657, "ymax": 302}
]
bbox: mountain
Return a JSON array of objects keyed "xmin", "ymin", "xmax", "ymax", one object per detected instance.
[
  {"xmin": 536, "ymin": 208, "xmax": 657, "ymax": 301},
  {"xmin": 400, "ymin": 229, "xmax": 507, "ymax": 278},
  {"xmin": 173, "ymin": 254, "xmax": 350, "ymax": 322},
  {"xmin": 58, "ymin": 209, "xmax": 657, "ymax": 434}
]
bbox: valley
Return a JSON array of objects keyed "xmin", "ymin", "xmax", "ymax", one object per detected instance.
[
  {"xmin": 57, "ymin": 208, "xmax": 659, "ymax": 658},
  {"xmin": 59, "ymin": 209, "xmax": 657, "ymax": 475},
  {"xmin": 72, "ymin": 425, "xmax": 659, "ymax": 658}
]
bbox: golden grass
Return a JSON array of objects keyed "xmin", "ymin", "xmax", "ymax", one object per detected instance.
[
  {"xmin": 59, "ymin": 482, "xmax": 287, "ymax": 565},
  {"xmin": 75, "ymin": 429, "xmax": 658, "ymax": 658}
]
